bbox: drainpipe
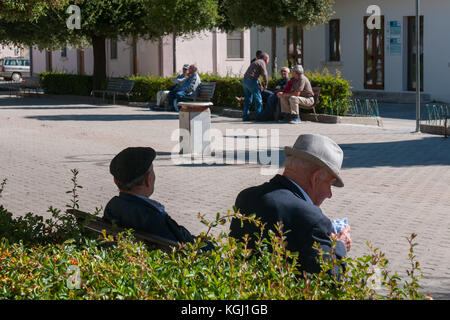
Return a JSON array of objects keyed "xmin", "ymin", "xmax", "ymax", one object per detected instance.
[{"xmin": 415, "ymin": 0, "xmax": 421, "ymax": 133}]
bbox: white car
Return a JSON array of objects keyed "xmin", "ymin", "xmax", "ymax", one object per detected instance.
[{"xmin": 0, "ymin": 57, "xmax": 31, "ymax": 81}]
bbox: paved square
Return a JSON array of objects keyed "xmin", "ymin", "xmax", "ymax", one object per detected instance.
[{"xmin": 1, "ymin": 94, "xmax": 449, "ymax": 298}]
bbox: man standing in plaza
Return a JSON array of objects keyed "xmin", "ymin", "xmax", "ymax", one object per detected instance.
[
  {"xmin": 229, "ymin": 134, "xmax": 351, "ymax": 275},
  {"xmin": 242, "ymin": 52, "xmax": 270, "ymax": 121},
  {"xmin": 277, "ymin": 65, "xmax": 314, "ymax": 124}
]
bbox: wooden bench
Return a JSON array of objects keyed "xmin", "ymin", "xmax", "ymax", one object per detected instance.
[
  {"xmin": 298, "ymin": 87, "xmax": 321, "ymax": 122},
  {"xmin": 91, "ymin": 79, "xmax": 135, "ymax": 105},
  {"xmin": 19, "ymin": 77, "xmax": 43, "ymax": 96},
  {"xmin": 67, "ymin": 209, "xmax": 180, "ymax": 252},
  {"xmin": 182, "ymin": 82, "xmax": 216, "ymax": 103}
]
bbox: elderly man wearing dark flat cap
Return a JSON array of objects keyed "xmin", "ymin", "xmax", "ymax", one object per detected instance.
[
  {"xmin": 229, "ymin": 134, "xmax": 351, "ymax": 275},
  {"xmin": 104, "ymin": 147, "xmax": 196, "ymax": 244}
]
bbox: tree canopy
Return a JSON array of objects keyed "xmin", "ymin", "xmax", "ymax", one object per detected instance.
[
  {"xmin": 0, "ymin": 0, "xmax": 218, "ymax": 88},
  {"xmin": 0, "ymin": 0, "xmax": 335, "ymax": 84},
  {"xmin": 223, "ymin": 0, "xmax": 335, "ymax": 29}
]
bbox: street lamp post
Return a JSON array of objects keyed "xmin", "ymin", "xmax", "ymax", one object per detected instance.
[{"xmin": 415, "ymin": 0, "xmax": 421, "ymax": 132}]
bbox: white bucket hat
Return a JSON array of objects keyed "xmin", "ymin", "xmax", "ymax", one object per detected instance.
[{"xmin": 284, "ymin": 134, "xmax": 344, "ymax": 187}]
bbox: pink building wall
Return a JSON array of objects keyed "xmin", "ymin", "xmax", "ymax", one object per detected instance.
[{"xmin": 31, "ymin": 30, "xmax": 252, "ymax": 79}]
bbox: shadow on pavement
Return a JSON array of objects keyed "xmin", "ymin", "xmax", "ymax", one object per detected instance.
[
  {"xmin": 0, "ymin": 96, "xmax": 99, "ymax": 107},
  {"xmin": 25, "ymin": 113, "xmax": 179, "ymax": 121},
  {"xmin": 341, "ymin": 136, "xmax": 450, "ymax": 168},
  {"xmin": 1, "ymin": 106, "xmax": 108, "ymax": 110},
  {"xmin": 378, "ymin": 103, "xmax": 429, "ymax": 121},
  {"xmin": 158, "ymin": 136, "xmax": 449, "ymax": 169}
]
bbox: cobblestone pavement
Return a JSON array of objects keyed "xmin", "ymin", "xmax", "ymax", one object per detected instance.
[{"xmin": 1, "ymin": 95, "xmax": 449, "ymax": 299}]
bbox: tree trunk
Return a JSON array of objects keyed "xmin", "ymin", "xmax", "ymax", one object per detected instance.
[
  {"xmin": 29, "ymin": 46, "xmax": 33, "ymax": 77},
  {"xmin": 172, "ymin": 27, "xmax": 177, "ymax": 74},
  {"xmin": 271, "ymin": 27, "xmax": 277, "ymax": 77},
  {"xmin": 92, "ymin": 35, "xmax": 106, "ymax": 90},
  {"xmin": 132, "ymin": 36, "xmax": 138, "ymax": 75}
]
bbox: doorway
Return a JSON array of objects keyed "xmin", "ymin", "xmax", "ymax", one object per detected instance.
[{"xmin": 364, "ymin": 16, "xmax": 385, "ymax": 89}]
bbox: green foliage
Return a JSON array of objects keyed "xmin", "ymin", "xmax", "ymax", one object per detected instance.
[
  {"xmin": 39, "ymin": 72, "xmax": 94, "ymax": 96},
  {"xmin": 0, "ymin": 173, "xmax": 86, "ymax": 246},
  {"xmin": 38, "ymin": 71, "xmax": 351, "ymax": 114},
  {"xmin": 0, "ymin": 170, "xmax": 426, "ymax": 300},
  {"xmin": 127, "ymin": 75, "xmax": 174, "ymax": 102},
  {"xmin": 223, "ymin": 0, "xmax": 335, "ymax": 29},
  {"xmin": 305, "ymin": 69, "xmax": 352, "ymax": 115},
  {"xmin": 0, "ymin": 0, "xmax": 69, "ymax": 22}
]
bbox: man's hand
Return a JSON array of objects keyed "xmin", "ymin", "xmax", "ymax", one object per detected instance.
[
  {"xmin": 331, "ymin": 225, "xmax": 352, "ymax": 252},
  {"xmin": 276, "ymin": 92, "xmax": 283, "ymax": 98}
]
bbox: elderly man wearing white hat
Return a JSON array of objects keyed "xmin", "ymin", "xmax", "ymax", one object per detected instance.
[
  {"xmin": 276, "ymin": 64, "xmax": 315, "ymax": 124},
  {"xmin": 153, "ymin": 64, "xmax": 190, "ymax": 110},
  {"xmin": 230, "ymin": 134, "xmax": 351, "ymax": 275}
]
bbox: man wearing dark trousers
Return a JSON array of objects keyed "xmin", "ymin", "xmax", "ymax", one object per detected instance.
[
  {"xmin": 229, "ymin": 134, "xmax": 351, "ymax": 275},
  {"xmin": 242, "ymin": 52, "xmax": 270, "ymax": 121}
]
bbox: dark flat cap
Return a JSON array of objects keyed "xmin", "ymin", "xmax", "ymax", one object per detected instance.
[{"xmin": 110, "ymin": 147, "xmax": 156, "ymax": 184}]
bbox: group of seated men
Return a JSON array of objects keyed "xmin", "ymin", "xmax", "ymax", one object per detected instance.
[
  {"xmin": 241, "ymin": 51, "xmax": 315, "ymax": 124},
  {"xmin": 154, "ymin": 63, "xmax": 201, "ymax": 112},
  {"xmin": 103, "ymin": 133, "xmax": 352, "ymax": 275}
]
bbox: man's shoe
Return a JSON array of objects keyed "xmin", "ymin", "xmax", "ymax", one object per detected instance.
[
  {"xmin": 279, "ymin": 113, "xmax": 290, "ymax": 123},
  {"xmin": 289, "ymin": 116, "xmax": 301, "ymax": 124}
]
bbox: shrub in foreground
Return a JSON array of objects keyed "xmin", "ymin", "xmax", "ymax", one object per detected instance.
[{"xmin": 0, "ymin": 173, "xmax": 425, "ymax": 300}]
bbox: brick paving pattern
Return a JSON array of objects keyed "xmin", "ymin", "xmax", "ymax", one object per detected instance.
[{"xmin": 1, "ymin": 95, "xmax": 449, "ymax": 298}]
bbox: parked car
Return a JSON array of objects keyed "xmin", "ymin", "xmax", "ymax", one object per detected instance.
[{"xmin": 0, "ymin": 57, "xmax": 30, "ymax": 81}]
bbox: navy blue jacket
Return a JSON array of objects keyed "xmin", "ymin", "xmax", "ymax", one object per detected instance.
[
  {"xmin": 103, "ymin": 192, "xmax": 196, "ymax": 244},
  {"xmin": 229, "ymin": 174, "xmax": 347, "ymax": 274}
]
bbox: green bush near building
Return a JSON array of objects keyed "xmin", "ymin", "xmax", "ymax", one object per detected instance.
[
  {"xmin": 39, "ymin": 72, "xmax": 95, "ymax": 96},
  {"xmin": 38, "ymin": 70, "xmax": 352, "ymax": 114}
]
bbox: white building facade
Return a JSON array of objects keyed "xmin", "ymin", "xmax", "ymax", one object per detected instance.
[
  {"xmin": 252, "ymin": 0, "xmax": 450, "ymax": 103},
  {"xmin": 31, "ymin": 29, "xmax": 251, "ymax": 79}
]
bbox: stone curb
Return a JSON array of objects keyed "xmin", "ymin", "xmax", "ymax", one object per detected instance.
[
  {"xmin": 301, "ymin": 113, "xmax": 384, "ymax": 127},
  {"xmin": 420, "ymin": 123, "xmax": 450, "ymax": 136}
]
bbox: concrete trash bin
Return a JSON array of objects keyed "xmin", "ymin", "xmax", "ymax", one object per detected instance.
[{"xmin": 178, "ymin": 102, "xmax": 213, "ymax": 155}]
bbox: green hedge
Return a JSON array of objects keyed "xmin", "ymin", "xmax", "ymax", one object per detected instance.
[
  {"xmin": 0, "ymin": 173, "xmax": 426, "ymax": 300},
  {"xmin": 39, "ymin": 71, "xmax": 352, "ymax": 114},
  {"xmin": 39, "ymin": 72, "xmax": 94, "ymax": 96}
]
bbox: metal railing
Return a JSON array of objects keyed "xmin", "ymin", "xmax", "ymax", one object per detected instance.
[
  {"xmin": 347, "ymin": 99, "xmax": 380, "ymax": 117},
  {"xmin": 424, "ymin": 104, "xmax": 450, "ymax": 126}
]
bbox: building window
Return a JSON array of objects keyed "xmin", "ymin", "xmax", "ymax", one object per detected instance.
[
  {"xmin": 61, "ymin": 46, "xmax": 67, "ymax": 58},
  {"xmin": 287, "ymin": 24, "xmax": 303, "ymax": 68},
  {"xmin": 329, "ymin": 19, "xmax": 340, "ymax": 61},
  {"xmin": 407, "ymin": 16, "xmax": 423, "ymax": 91},
  {"xmin": 110, "ymin": 39, "xmax": 118, "ymax": 60},
  {"xmin": 227, "ymin": 31, "xmax": 244, "ymax": 59},
  {"xmin": 363, "ymin": 16, "xmax": 385, "ymax": 90}
]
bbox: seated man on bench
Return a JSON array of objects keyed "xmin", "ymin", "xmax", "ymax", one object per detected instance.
[
  {"xmin": 104, "ymin": 147, "xmax": 197, "ymax": 244},
  {"xmin": 154, "ymin": 64, "xmax": 190, "ymax": 110},
  {"xmin": 167, "ymin": 64, "xmax": 201, "ymax": 112}
]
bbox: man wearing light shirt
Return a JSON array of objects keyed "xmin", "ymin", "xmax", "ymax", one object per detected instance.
[{"xmin": 154, "ymin": 64, "xmax": 190, "ymax": 109}]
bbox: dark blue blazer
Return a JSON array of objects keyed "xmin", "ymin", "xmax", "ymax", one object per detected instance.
[
  {"xmin": 103, "ymin": 192, "xmax": 196, "ymax": 244},
  {"xmin": 229, "ymin": 174, "xmax": 347, "ymax": 274}
]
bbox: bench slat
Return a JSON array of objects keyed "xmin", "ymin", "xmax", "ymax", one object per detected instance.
[{"xmin": 67, "ymin": 209, "xmax": 179, "ymax": 251}]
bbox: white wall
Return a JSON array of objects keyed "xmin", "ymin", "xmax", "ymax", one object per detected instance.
[
  {"xmin": 29, "ymin": 29, "xmax": 252, "ymax": 82},
  {"xmin": 251, "ymin": 0, "xmax": 450, "ymax": 102},
  {"xmin": 52, "ymin": 46, "xmax": 78, "ymax": 74},
  {"xmin": 216, "ymin": 29, "xmax": 251, "ymax": 77},
  {"xmin": 31, "ymin": 47, "xmax": 47, "ymax": 75}
]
